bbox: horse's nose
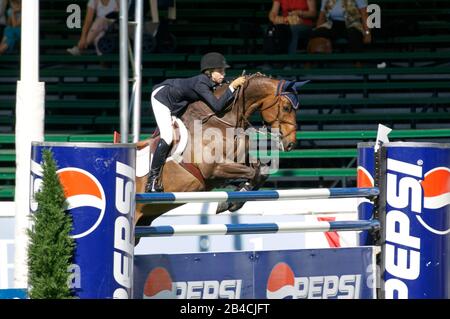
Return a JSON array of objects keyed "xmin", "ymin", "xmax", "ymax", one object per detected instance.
[{"xmin": 286, "ymin": 142, "xmax": 295, "ymax": 151}]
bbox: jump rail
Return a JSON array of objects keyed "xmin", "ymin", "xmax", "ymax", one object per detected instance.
[
  {"xmin": 158, "ymin": 210, "xmax": 357, "ymax": 217},
  {"xmin": 135, "ymin": 187, "xmax": 379, "ymax": 204},
  {"xmin": 135, "ymin": 220, "xmax": 380, "ymax": 237}
]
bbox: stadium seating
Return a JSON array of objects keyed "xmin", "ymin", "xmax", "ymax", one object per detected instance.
[{"xmin": 1, "ymin": 0, "xmax": 450, "ymax": 199}]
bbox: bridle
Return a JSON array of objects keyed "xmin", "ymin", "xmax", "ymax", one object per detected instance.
[
  {"xmin": 203, "ymin": 75, "xmax": 298, "ymax": 139},
  {"xmin": 242, "ymin": 79, "xmax": 297, "ymax": 138}
]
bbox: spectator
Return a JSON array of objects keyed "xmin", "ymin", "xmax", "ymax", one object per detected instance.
[
  {"xmin": 148, "ymin": 0, "xmax": 177, "ymax": 37},
  {"xmin": 149, "ymin": 0, "xmax": 176, "ymax": 26},
  {"xmin": 148, "ymin": 0, "xmax": 177, "ymax": 23},
  {"xmin": 0, "ymin": 0, "xmax": 21, "ymax": 55},
  {"xmin": 268, "ymin": 0, "xmax": 317, "ymax": 54},
  {"xmin": 309, "ymin": 0, "xmax": 371, "ymax": 54},
  {"xmin": 67, "ymin": 0, "xmax": 119, "ymax": 56},
  {"xmin": 0, "ymin": 0, "xmax": 7, "ymax": 36}
]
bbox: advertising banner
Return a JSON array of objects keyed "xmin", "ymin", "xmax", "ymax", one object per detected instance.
[
  {"xmin": 31, "ymin": 142, "xmax": 136, "ymax": 298},
  {"xmin": 134, "ymin": 247, "xmax": 376, "ymax": 299},
  {"xmin": 380, "ymin": 142, "xmax": 450, "ymax": 299}
]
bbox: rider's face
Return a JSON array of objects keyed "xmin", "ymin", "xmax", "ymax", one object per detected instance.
[{"xmin": 211, "ymin": 68, "xmax": 225, "ymax": 84}]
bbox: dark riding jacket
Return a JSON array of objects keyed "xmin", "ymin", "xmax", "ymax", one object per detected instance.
[{"xmin": 153, "ymin": 74, "xmax": 235, "ymax": 116}]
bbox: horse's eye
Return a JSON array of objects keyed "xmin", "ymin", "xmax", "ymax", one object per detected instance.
[{"xmin": 283, "ymin": 106, "xmax": 290, "ymax": 112}]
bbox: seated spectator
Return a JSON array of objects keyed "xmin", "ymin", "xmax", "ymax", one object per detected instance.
[
  {"xmin": 268, "ymin": 0, "xmax": 317, "ymax": 54},
  {"xmin": 146, "ymin": 0, "xmax": 176, "ymax": 39},
  {"xmin": 149, "ymin": 0, "xmax": 176, "ymax": 25},
  {"xmin": 67, "ymin": 0, "xmax": 119, "ymax": 56},
  {"xmin": 0, "ymin": 0, "xmax": 21, "ymax": 55},
  {"xmin": 309, "ymin": 0, "xmax": 371, "ymax": 54},
  {"xmin": 0, "ymin": 0, "xmax": 7, "ymax": 36},
  {"xmin": 144, "ymin": 0, "xmax": 177, "ymax": 53}
]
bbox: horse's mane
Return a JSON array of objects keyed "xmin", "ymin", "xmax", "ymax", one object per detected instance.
[
  {"xmin": 213, "ymin": 72, "xmax": 271, "ymax": 93},
  {"xmin": 239, "ymin": 72, "xmax": 273, "ymax": 93},
  {"xmin": 245, "ymin": 72, "xmax": 271, "ymax": 79}
]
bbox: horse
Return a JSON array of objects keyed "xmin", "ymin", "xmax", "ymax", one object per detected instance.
[{"xmin": 135, "ymin": 73, "xmax": 308, "ymax": 226}]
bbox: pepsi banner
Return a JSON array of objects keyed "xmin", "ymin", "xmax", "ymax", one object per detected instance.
[
  {"xmin": 134, "ymin": 247, "xmax": 376, "ymax": 299},
  {"xmin": 31, "ymin": 142, "xmax": 136, "ymax": 299},
  {"xmin": 379, "ymin": 142, "xmax": 450, "ymax": 299},
  {"xmin": 357, "ymin": 143, "xmax": 376, "ymax": 246}
]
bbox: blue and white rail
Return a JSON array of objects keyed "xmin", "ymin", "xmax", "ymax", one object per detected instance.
[
  {"xmin": 135, "ymin": 220, "xmax": 380, "ymax": 237},
  {"xmin": 135, "ymin": 187, "xmax": 379, "ymax": 204}
]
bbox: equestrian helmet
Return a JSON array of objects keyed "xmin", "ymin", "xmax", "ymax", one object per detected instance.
[{"xmin": 200, "ymin": 52, "xmax": 230, "ymax": 72}]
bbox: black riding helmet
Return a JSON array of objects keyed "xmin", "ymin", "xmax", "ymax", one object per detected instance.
[{"xmin": 200, "ymin": 52, "xmax": 230, "ymax": 73}]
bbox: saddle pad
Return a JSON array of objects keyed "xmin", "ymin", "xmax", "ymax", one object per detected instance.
[
  {"xmin": 136, "ymin": 145, "xmax": 151, "ymax": 178},
  {"xmin": 135, "ymin": 117, "xmax": 188, "ymax": 178}
]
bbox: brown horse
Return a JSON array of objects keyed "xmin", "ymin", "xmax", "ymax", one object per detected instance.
[{"xmin": 135, "ymin": 73, "xmax": 306, "ymax": 226}]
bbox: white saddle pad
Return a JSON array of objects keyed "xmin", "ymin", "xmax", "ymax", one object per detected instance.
[{"xmin": 136, "ymin": 117, "xmax": 188, "ymax": 178}]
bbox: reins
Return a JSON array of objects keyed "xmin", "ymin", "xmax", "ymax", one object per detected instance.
[{"xmin": 201, "ymin": 74, "xmax": 297, "ymax": 139}]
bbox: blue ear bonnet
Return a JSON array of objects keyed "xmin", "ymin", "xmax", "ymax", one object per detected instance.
[{"xmin": 276, "ymin": 80, "xmax": 310, "ymax": 109}]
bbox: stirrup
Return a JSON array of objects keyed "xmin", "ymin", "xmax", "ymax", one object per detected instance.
[{"xmin": 145, "ymin": 178, "xmax": 163, "ymax": 193}]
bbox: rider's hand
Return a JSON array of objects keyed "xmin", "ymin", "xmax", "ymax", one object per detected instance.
[{"xmin": 231, "ymin": 76, "xmax": 246, "ymax": 90}]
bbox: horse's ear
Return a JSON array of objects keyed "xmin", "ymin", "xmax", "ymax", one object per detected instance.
[
  {"xmin": 282, "ymin": 81, "xmax": 295, "ymax": 92},
  {"xmin": 281, "ymin": 80, "xmax": 310, "ymax": 110},
  {"xmin": 292, "ymin": 80, "xmax": 310, "ymax": 92},
  {"xmin": 282, "ymin": 80, "xmax": 310, "ymax": 93}
]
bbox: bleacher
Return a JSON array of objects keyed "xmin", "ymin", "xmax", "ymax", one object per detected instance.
[{"xmin": 1, "ymin": 0, "xmax": 450, "ymax": 201}]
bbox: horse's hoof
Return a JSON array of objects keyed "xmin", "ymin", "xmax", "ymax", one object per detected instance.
[
  {"xmin": 216, "ymin": 202, "xmax": 231, "ymax": 214},
  {"xmin": 228, "ymin": 201, "xmax": 245, "ymax": 212},
  {"xmin": 135, "ymin": 237, "xmax": 141, "ymax": 246}
]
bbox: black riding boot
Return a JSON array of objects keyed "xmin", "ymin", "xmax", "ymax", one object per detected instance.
[{"xmin": 145, "ymin": 139, "xmax": 170, "ymax": 192}]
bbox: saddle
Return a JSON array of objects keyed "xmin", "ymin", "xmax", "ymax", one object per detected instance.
[{"xmin": 134, "ymin": 118, "xmax": 205, "ymax": 186}]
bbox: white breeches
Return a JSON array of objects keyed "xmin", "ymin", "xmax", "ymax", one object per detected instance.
[{"xmin": 151, "ymin": 86, "xmax": 173, "ymax": 144}]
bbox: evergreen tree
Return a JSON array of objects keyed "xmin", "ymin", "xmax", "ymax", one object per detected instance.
[{"xmin": 27, "ymin": 149, "xmax": 75, "ymax": 298}]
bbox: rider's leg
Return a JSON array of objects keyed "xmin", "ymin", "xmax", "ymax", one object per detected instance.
[
  {"xmin": 146, "ymin": 86, "xmax": 173, "ymax": 192},
  {"xmin": 146, "ymin": 139, "xmax": 170, "ymax": 192}
]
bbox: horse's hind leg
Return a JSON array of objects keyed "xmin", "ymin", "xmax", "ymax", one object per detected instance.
[{"xmin": 134, "ymin": 160, "xmax": 205, "ymax": 226}]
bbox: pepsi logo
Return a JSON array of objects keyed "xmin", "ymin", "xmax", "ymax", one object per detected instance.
[
  {"xmin": 421, "ymin": 167, "xmax": 450, "ymax": 209},
  {"xmin": 266, "ymin": 262, "xmax": 295, "ymax": 299},
  {"xmin": 57, "ymin": 167, "xmax": 106, "ymax": 239},
  {"xmin": 418, "ymin": 166, "xmax": 450, "ymax": 235},
  {"xmin": 357, "ymin": 166, "xmax": 374, "ymax": 208},
  {"xmin": 266, "ymin": 262, "xmax": 363, "ymax": 299},
  {"xmin": 142, "ymin": 267, "xmax": 243, "ymax": 299},
  {"xmin": 143, "ymin": 267, "xmax": 175, "ymax": 299},
  {"xmin": 357, "ymin": 166, "xmax": 374, "ymax": 188}
]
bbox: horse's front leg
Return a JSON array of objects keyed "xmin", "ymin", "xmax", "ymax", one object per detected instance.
[
  {"xmin": 211, "ymin": 161, "xmax": 270, "ymax": 214},
  {"xmin": 208, "ymin": 163, "xmax": 257, "ymax": 214},
  {"xmin": 209, "ymin": 162, "xmax": 257, "ymax": 180},
  {"xmin": 227, "ymin": 161, "xmax": 270, "ymax": 212}
]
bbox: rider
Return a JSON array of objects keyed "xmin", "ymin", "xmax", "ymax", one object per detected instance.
[{"xmin": 146, "ymin": 52, "xmax": 246, "ymax": 192}]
